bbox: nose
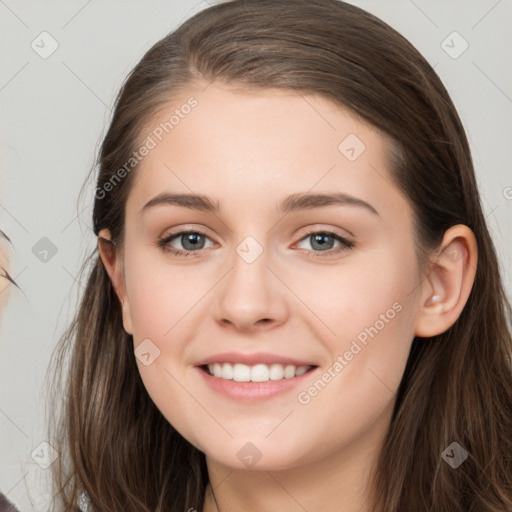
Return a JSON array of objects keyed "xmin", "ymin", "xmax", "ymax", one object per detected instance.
[{"xmin": 212, "ymin": 243, "xmax": 289, "ymax": 333}]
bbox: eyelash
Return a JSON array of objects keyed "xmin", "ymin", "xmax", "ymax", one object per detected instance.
[{"xmin": 156, "ymin": 229, "xmax": 354, "ymax": 258}]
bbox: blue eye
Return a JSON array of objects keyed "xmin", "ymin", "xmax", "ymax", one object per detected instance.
[
  {"xmin": 157, "ymin": 230, "xmax": 214, "ymax": 256},
  {"xmin": 156, "ymin": 229, "xmax": 354, "ymax": 258},
  {"xmin": 295, "ymin": 231, "xmax": 354, "ymax": 257}
]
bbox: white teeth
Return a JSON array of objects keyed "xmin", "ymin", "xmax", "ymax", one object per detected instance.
[
  {"xmin": 221, "ymin": 363, "xmax": 234, "ymax": 380},
  {"xmin": 295, "ymin": 365, "xmax": 309, "ymax": 376},
  {"xmin": 233, "ymin": 363, "xmax": 251, "ymax": 382},
  {"xmin": 250, "ymin": 364, "xmax": 269, "ymax": 382},
  {"xmin": 213, "ymin": 363, "xmax": 222, "ymax": 378},
  {"xmin": 206, "ymin": 362, "xmax": 312, "ymax": 382},
  {"xmin": 284, "ymin": 365, "xmax": 295, "ymax": 379},
  {"xmin": 269, "ymin": 363, "xmax": 284, "ymax": 380}
]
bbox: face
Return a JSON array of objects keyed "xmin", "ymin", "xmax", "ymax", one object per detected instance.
[{"xmin": 110, "ymin": 81, "xmax": 425, "ymax": 471}]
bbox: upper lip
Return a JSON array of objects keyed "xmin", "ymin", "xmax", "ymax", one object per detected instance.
[{"xmin": 195, "ymin": 352, "xmax": 317, "ymax": 367}]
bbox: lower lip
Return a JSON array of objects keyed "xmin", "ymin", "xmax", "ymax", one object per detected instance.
[{"xmin": 196, "ymin": 366, "xmax": 318, "ymax": 402}]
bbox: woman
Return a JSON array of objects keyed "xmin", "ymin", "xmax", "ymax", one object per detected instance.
[{"xmin": 48, "ymin": 1, "xmax": 512, "ymax": 511}]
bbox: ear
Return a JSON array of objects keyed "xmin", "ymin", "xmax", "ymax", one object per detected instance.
[
  {"xmin": 97, "ymin": 228, "xmax": 133, "ymax": 335},
  {"xmin": 414, "ymin": 224, "xmax": 478, "ymax": 338}
]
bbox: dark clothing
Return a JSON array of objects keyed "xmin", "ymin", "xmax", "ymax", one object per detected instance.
[{"xmin": 0, "ymin": 494, "xmax": 19, "ymax": 512}]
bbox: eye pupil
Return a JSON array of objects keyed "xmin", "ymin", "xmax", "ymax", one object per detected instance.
[
  {"xmin": 182, "ymin": 233, "xmax": 204, "ymax": 250},
  {"xmin": 311, "ymin": 233, "xmax": 334, "ymax": 250}
]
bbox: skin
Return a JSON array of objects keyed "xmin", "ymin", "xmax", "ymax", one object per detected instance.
[{"xmin": 99, "ymin": 81, "xmax": 477, "ymax": 512}]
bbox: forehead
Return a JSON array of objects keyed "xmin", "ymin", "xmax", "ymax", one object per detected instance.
[{"xmin": 126, "ymin": 81, "xmax": 407, "ymax": 222}]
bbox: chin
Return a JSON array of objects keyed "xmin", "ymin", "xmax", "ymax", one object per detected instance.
[{"xmin": 200, "ymin": 436, "xmax": 313, "ymax": 472}]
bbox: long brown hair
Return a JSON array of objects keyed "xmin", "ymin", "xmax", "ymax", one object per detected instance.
[{"xmin": 47, "ymin": 1, "xmax": 512, "ymax": 510}]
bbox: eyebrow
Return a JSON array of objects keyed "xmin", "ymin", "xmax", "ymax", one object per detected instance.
[{"xmin": 141, "ymin": 192, "xmax": 380, "ymax": 217}]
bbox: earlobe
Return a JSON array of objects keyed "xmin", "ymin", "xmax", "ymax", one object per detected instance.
[
  {"xmin": 97, "ymin": 228, "xmax": 133, "ymax": 335},
  {"xmin": 414, "ymin": 224, "xmax": 478, "ymax": 338}
]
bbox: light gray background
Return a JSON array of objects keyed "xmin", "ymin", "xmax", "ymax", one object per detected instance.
[{"xmin": 1, "ymin": 1, "xmax": 511, "ymax": 510}]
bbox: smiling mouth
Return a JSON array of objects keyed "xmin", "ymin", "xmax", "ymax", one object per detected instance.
[{"xmin": 201, "ymin": 362, "xmax": 317, "ymax": 382}]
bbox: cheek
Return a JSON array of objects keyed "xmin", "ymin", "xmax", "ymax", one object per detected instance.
[
  {"xmin": 124, "ymin": 258, "xmax": 209, "ymax": 446},
  {"xmin": 289, "ymin": 245, "xmax": 417, "ymax": 348},
  {"xmin": 294, "ymin": 276, "xmax": 416, "ymax": 459},
  {"xmin": 125, "ymin": 254, "xmax": 201, "ymax": 343},
  {"xmin": 296, "ymin": 247, "xmax": 418, "ymax": 409}
]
